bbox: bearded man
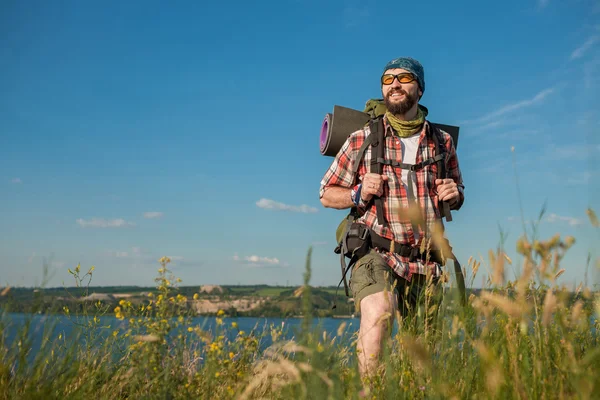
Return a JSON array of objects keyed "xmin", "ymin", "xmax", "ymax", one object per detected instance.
[{"xmin": 319, "ymin": 57, "xmax": 465, "ymax": 379}]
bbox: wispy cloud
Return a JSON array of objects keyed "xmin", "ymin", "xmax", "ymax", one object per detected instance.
[
  {"xmin": 583, "ymin": 56, "xmax": 600, "ymax": 90},
  {"xmin": 570, "ymin": 35, "xmax": 599, "ymax": 60},
  {"xmin": 546, "ymin": 213, "xmax": 584, "ymax": 227},
  {"xmin": 10, "ymin": 178, "xmax": 22, "ymax": 184},
  {"xmin": 538, "ymin": 0, "xmax": 549, "ymax": 9},
  {"xmin": 539, "ymin": 142, "xmax": 599, "ymax": 161},
  {"xmin": 256, "ymin": 198, "xmax": 318, "ymax": 213},
  {"xmin": 77, "ymin": 218, "xmax": 135, "ymax": 228},
  {"xmin": 463, "ymin": 88, "xmax": 554, "ymax": 126},
  {"xmin": 143, "ymin": 211, "xmax": 164, "ymax": 219},
  {"xmin": 233, "ymin": 253, "xmax": 288, "ymax": 268}
]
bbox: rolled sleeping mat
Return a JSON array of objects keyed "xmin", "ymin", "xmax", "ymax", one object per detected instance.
[
  {"xmin": 320, "ymin": 105, "xmax": 460, "ymax": 157},
  {"xmin": 320, "ymin": 105, "xmax": 372, "ymax": 157}
]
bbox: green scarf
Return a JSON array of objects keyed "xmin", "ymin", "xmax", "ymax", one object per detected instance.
[{"xmin": 385, "ymin": 105, "xmax": 428, "ymax": 138}]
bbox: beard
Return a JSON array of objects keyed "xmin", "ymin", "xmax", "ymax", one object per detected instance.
[{"xmin": 384, "ymin": 89, "xmax": 418, "ymax": 116}]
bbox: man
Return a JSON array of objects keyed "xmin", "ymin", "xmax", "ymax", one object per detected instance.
[{"xmin": 319, "ymin": 57, "xmax": 465, "ymax": 378}]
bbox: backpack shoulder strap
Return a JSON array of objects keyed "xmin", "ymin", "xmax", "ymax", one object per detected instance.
[
  {"xmin": 429, "ymin": 123, "xmax": 452, "ymax": 222},
  {"xmin": 368, "ymin": 117, "xmax": 388, "ymax": 228}
]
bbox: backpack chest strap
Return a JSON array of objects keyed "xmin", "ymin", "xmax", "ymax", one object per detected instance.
[{"xmin": 375, "ymin": 153, "xmax": 445, "ymax": 172}]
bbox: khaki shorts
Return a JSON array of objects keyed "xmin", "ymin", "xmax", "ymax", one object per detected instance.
[{"xmin": 349, "ymin": 249, "xmax": 442, "ymax": 319}]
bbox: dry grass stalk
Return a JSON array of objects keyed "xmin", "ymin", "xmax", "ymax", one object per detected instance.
[
  {"xmin": 479, "ymin": 292, "xmax": 527, "ymax": 320},
  {"xmin": 239, "ymin": 340, "xmax": 333, "ymax": 400},
  {"xmin": 542, "ymin": 289, "xmax": 557, "ymax": 327},
  {"xmin": 474, "ymin": 340, "xmax": 504, "ymax": 394},
  {"xmin": 133, "ymin": 334, "xmax": 161, "ymax": 343},
  {"xmin": 586, "ymin": 208, "xmax": 599, "ymax": 227},
  {"xmin": 489, "ymin": 249, "xmax": 505, "ymax": 286},
  {"xmin": 570, "ymin": 300, "xmax": 584, "ymax": 330},
  {"xmin": 400, "ymin": 336, "xmax": 431, "ymax": 372}
]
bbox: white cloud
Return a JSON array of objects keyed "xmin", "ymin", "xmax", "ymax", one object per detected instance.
[
  {"xmin": 546, "ymin": 213, "xmax": 584, "ymax": 227},
  {"xmin": 570, "ymin": 35, "xmax": 599, "ymax": 61},
  {"xmin": 256, "ymin": 198, "xmax": 318, "ymax": 213},
  {"xmin": 464, "ymin": 88, "xmax": 554, "ymax": 126},
  {"xmin": 143, "ymin": 211, "xmax": 163, "ymax": 219},
  {"xmin": 233, "ymin": 253, "xmax": 288, "ymax": 268},
  {"xmin": 246, "ymin": 255, "xmax": 280, "ymax": 264},
  {"xmin": 11, "ymin": 178, "xmax": 22, "ymax": 184},
  {"xmin": 77, "ymin": 218, "xmax": 135, "ymax": 228}
]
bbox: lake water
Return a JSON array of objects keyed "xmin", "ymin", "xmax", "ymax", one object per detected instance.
[{"xmin": 1, "ymin": 313, "xmax": 362, "ymax": 361}]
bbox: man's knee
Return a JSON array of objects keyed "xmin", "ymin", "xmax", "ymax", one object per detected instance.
[{"xmin": 359, "ymin": 291, "xmax": 397, "ymax": 328}]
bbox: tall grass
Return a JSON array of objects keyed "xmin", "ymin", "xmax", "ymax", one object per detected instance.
[{"xmin": 1, "ymin": 214, "xmax": 599, "ymax": 399}]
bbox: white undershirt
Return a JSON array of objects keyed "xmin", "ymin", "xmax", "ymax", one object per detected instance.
[{"xmin": 399, "ymin": 133, "xmax": 420, "ymax": 241}]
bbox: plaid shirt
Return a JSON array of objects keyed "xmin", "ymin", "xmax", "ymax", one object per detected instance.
[{"xmin": 319, "ymin": 115, "xmax": 465, "ymax": 281}]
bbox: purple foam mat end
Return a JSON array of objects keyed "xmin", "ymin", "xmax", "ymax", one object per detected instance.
[{"xmin": 319, "ymin": 115, "xmax": 329, "ymax": 151}]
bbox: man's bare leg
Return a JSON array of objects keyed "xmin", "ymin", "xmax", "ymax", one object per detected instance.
[{"xmin": 356, "ymin": 289, "xmax": 398, "ymax": 379}]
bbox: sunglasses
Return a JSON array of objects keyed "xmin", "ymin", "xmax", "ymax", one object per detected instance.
[{"xmin": 381, "ymin": 73, "xmax": 417, "ymax": 85}]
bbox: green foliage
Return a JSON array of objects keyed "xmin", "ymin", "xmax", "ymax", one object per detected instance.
[{"xmin": 1, "ymin": 215, "xmax": 600, "ymax": 399}]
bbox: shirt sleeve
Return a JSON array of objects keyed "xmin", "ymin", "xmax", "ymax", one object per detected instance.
[
  {"xmin": 444, "ymin": 132, "xmax": 465, "ymax": 210},
  {"xmin": 319, "ymin": 131, "xmax": 364, "ymax": 199}
]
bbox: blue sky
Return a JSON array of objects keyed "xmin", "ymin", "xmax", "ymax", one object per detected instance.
[{"xmin": 1, "ymin": 0, "xmax": 599, "ymax": 290}]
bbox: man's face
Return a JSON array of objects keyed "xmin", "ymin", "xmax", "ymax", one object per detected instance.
[{"xmin": 381, "ymin": 68, "xmax": 422, "ymax": 115}]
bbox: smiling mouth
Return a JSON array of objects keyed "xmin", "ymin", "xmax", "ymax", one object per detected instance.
[{"xmin": 389, "ymin": 92, "xmax": 406, "ymax": 99}]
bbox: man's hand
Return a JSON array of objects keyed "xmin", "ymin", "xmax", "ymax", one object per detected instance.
[
  {"xmin": 361, "ymin": 173, "xmax": 389, "ymax": 202},
  {"xmin": 436, "ymin": 178, "xmax": 459, "ymax": 206}
]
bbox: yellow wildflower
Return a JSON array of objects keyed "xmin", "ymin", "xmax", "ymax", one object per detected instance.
[
  {"xmin": 193, "ymin": 293, "xmax": 199, "ymax": 300},
  {"xmin": 216, "ymin": 318, "xmax": 223, "ymax": 326},
  {"xmin": 231, "ymin": 322, "xmax": 238, "ymax": 328},
  {"xmin": 217, "ymin": 309, "xmax": 225, "ymax": 317},
  {"xmin": 188, "ymin": 327, "xmax": 193, "ymax": 332}
]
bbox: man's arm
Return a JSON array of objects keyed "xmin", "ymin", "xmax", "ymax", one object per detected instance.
[
  {"xmin": 320, "ymin": 185, "xmax": 354, "ymax": 209},
  {"xmin": 319, "ymin": 130, "xmax": 369, "ymax": 212}
]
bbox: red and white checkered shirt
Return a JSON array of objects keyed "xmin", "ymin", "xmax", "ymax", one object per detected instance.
[{"xmin": 320, "ymin": 116, "xmax": 465, "ymax": 281}]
